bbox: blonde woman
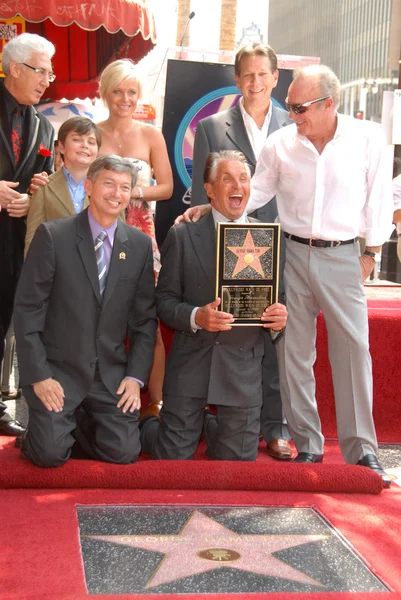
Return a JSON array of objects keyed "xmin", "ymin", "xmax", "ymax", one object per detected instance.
[{"xmin": 98, "ymin": 59, "xmax": 173, "ymax": 415}]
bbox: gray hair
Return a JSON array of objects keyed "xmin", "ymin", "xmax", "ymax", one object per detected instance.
[
  {"xmin": 293, "ymin": 64, "xmax": 341, "ymax": 110},
  {"xmin": 87, "ymin": 155, "xmax": 138, "ymax": 188},
  {"xmin": 203, "ymin": 150, "xmax": 251, "ymax": 185},
  {"xmin": 2, "ymin": 33, "xmax": 55, "ymax": 75}
]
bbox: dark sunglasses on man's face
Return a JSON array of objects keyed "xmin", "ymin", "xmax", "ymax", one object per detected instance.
[{"xmin": 285, "ymin": 96, "xmax": 331, "ymax": 115}]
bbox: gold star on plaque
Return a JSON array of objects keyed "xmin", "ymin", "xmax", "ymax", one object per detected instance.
[{"xmin": 228, "ymin": 230, "xmax": 270, "ymax": 277}]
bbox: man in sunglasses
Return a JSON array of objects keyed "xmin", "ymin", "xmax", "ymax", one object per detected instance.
[
  {"xmin": 0, "ymin": 33, "xmax": 55, "ymax": 441},
  {"xmin": 249, "ymin": 64, "xmax": 393, "ymax": 485}
]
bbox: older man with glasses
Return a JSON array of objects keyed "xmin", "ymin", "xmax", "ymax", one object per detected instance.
[{"xmin": 0, "ymin": 32, "xmax": 55, "ymax": 440}]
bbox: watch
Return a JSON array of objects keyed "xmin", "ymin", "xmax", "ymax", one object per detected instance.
[{"xmin": 363, "ymin": 250, "xmax": 376, "ymax": 259}]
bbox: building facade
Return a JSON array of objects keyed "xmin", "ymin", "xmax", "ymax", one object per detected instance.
[{"xmin": 268, "ymin": 0, "xmax": 400, "ymax": 122}]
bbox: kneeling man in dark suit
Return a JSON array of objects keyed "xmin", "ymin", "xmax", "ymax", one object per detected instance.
[
  {"xmin": 14, "ymin": 155, "xmax": 157, "ymax": 467},
  {"xmin": 141, "ymin": 150, "xmax": 287, "ymax": 461}
]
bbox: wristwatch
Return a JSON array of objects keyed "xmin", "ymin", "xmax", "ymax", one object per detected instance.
[{"xmin": 363, "ymin": 250, "xmax": 376, "ymax": 259}]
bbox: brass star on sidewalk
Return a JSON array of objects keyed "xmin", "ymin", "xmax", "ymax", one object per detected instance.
[
  {"xmin": 86, "ymin": 510, "xmax": 328, "ymax": 589},
  {"xmin": 228, "ymin": 230, "xmax": 270, "ymax": 277}
]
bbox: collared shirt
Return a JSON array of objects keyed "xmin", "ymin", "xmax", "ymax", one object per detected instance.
[
  {"xmin": 1, "ymin": 81, "xmax": 28, "ymax": 155},
  {"xmin": 63, "ymin": 167, "xmax": 86, "ymax": 213},
  {"xmin": 239, "ymin": 97, "xmax": 272, "ymax": 160},
  {"xmin": 1, "ymin": 81, "xmax": 28, "ymax": 128},
  {"xmin": 191, "ymin": 209, "xmax": 248, "ymax": 330},
  {"xmin": 248, "ymin": 114, "xmax": 394, "ymax": 246},
  {"xmin": 211, "ymin": 207, "xmax": 248, "ymax": 227}
]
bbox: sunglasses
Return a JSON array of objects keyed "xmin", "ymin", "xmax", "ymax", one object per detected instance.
[{"xmin": 285, "ymin": 96, "xmax": 331, "ymax": 114}]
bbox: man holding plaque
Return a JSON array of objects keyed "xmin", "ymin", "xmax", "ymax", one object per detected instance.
[
  {"xmin": 191, "ymin": 42, "xmax": 292, "ymax": 461},
  {"xmin": 140, "ymin": 151, "xmax": 287, "ymax": 461}
]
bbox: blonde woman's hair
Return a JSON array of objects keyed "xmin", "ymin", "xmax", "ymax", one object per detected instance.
[{"xmin": 99, "ymin": 59, "xmax": 142, "ymax": 107}]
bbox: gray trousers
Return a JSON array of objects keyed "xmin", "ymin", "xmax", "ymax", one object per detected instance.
[
  {"xmin": 141, "ymin": 394, "xmax": 261, "ymax": 461},
  {"xmin": 277, "ymin": 238, "xmax": 378, "ymax": 464},
  {"xmin": 22, "ymin": 366, "xmax": 140, "ymax": 467}
]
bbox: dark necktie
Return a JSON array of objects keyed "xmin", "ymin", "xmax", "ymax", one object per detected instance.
[
  {"xmin": 11, "ymin": 107, "xmax": 23, "ymax": 164},
  {"xmin": 95, "ymin": 230, "xmax": 108, "ymax": 296}
]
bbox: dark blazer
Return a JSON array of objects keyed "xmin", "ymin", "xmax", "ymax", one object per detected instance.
[
  {"xmin": 0, "ymin": 79, "xmax": 54, "ymax": 276},
  {"xmin": 14, "ymin": 208, "xmax": 157, "ymax": 401},
  {"xmin": 191, "ymin": 102, "xmax": 291, "ymax": 222},
  {"xmin": 156, "ymin": 212, "xmax": 265, "ymax": 407}
]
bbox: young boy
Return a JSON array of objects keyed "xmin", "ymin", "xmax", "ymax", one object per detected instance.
[{"xmin": 25, "ymin": 117, "xmax": 101, "ymax": 256}]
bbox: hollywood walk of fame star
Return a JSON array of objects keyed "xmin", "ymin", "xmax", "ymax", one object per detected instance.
[
  {"xmin": 228, "ymin": 230, "xmax": 270, "ymax": 278},
  {"xmin": 86, "ymin": 510, "xmax": 328, "ymax": 589}
]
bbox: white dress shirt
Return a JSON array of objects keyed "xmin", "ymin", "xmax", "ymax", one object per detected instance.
[
  {"xmin": 393, "ymin": 174, "xmax": 401, "ymax": 234},
  {"xmin": 248, "ymin": 114, "xmax": 394, "ymax": 246},
  {"xmin": 239, "ymin": 98, "xmax": 272, "ymax": 160}
]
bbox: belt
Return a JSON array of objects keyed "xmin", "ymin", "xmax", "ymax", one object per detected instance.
[{"xmin": 284, "ymin": 232, "xmax": 358, "ymax": 248}]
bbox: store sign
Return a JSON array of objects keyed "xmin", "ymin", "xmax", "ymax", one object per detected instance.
[{"xmin": 0, "ymin": 16, "xmax": 25, "ymax": 77}]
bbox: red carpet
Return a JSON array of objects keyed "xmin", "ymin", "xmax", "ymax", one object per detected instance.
[
  {"xmin": 158, "ymin": 291, "xmax": 401, "ymax": 444},
  {"xmin": 1, "ymin": 486, "xmax": 401, "ymax": 600},
  {"xmin": 0, "ymin": 437, "xmax": 384, "ymax": 493}
]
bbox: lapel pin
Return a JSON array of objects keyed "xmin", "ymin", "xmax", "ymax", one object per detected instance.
[{"xmin": 119, "ymin": 252, "xmax": 126, "ymax": 260}]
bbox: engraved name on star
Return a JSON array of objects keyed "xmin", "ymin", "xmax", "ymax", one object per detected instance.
[
  {"xmin": 228, "ymin": 230, "xmax": 270, "ymax": 277},
  {"xmin": 86, "ymin": 510, "xmax": 328, "ymax": 589}
]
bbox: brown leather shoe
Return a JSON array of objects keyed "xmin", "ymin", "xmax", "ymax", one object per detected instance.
[
  {"xmin": 266, "ymin": 438, "xmax": 293, "ymax": 460},
  {"xmin": 139, "ymin": 400, "xmax": 163, "ymax": 421}
]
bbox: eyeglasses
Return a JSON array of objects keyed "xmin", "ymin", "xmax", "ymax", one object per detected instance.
[
  {"xmin": 285, "ymin": 96, "xmax": 330, "ymax": 114},
  {"xmin": 21, "ymin": 63, "xmax": 56, "ymax": 83}
]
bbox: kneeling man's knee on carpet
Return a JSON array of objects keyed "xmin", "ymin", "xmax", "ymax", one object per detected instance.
[{"xmin": 25, "ymin": 438, "xmax": 71, "ymax": 468}]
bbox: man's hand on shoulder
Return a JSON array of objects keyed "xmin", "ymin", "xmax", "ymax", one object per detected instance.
[
  {"xmin": 195, "ymin": 298, "xmax": 234, "ymax": 332},
  {"xmin": 261, "ymin": 302, "xmax": 288, "ymax": 331},
  {"xmin": 174, "ymin": 204, "xmax": 212, "ymax": 226},
  {"xmin": 0, "ymin": 180, "xmax": 21, "ymax": 209},
  {"xmin": 33, "ymin": 378, "xmax": 65, "ymax": 412},
  {"xmin": 7, "ymin": 193, "xmax": 31, "ymax": 218},
  {"xmin": 116, "ymin": 378, "xmax": 141, "ymax": 413},
  {"xmin": 29, "ymin": 171, "xmax": 50, "ymax": 194}
]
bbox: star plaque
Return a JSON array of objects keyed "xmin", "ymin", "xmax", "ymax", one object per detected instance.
[
  {"xmin": 216, "ymin": 223, "xmax": 281, "ymax": 325},
  {"xmin": 77, "ymin": 505, "xmax": 389, "ymax": 594}
]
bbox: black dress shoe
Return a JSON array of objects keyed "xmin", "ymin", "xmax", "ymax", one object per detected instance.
[
  {"xmin": 0, "ymin": 419, "xmax": 26, "ymax": 437},
  {"xmin": 293, "ymin": 452, "xmax": 324, "ymax": 463},
  {"xmin": 357, "ymin": 454, "xmax": 392, "ymax": 488}
]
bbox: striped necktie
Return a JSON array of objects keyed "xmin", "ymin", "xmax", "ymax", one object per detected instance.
[{"xmin": 95, "ymin": 230, "xmax": 108, "ymax": 296}]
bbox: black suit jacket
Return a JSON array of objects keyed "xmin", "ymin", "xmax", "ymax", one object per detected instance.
[
  {"xmin": 14, "ymin": 208, "xmax": 157, "ymax": 401},
  {"xmin": 156, "ymin": 212, "xmax": 265, "ymax": 406},
  {"xmin": 191, "ymin": 102, "xmax": 291, "ymax": 222},
  {"xmin": 0, "ymin": 79, "xmax": 54, "ymax": 276}
]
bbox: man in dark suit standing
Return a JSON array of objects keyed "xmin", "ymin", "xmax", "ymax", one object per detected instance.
[
  {"xmin": 0, "ymin": 33, "xmax": 55, "ymax": 438},
  {"xmin": 190, "ymin": 43, "xmax": 292, "ymax": 459},
  {"xmin": 141, "ymin": 151, "xmax": 287, "ymax": 461},
  {"xmin": 14, "ymin": 155, "xmax": 157, "ymax": 467}
]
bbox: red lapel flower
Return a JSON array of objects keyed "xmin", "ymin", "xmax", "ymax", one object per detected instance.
[{"xmin": 38, "ymin": 143, "xmax": 52, "ymax": 157}]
